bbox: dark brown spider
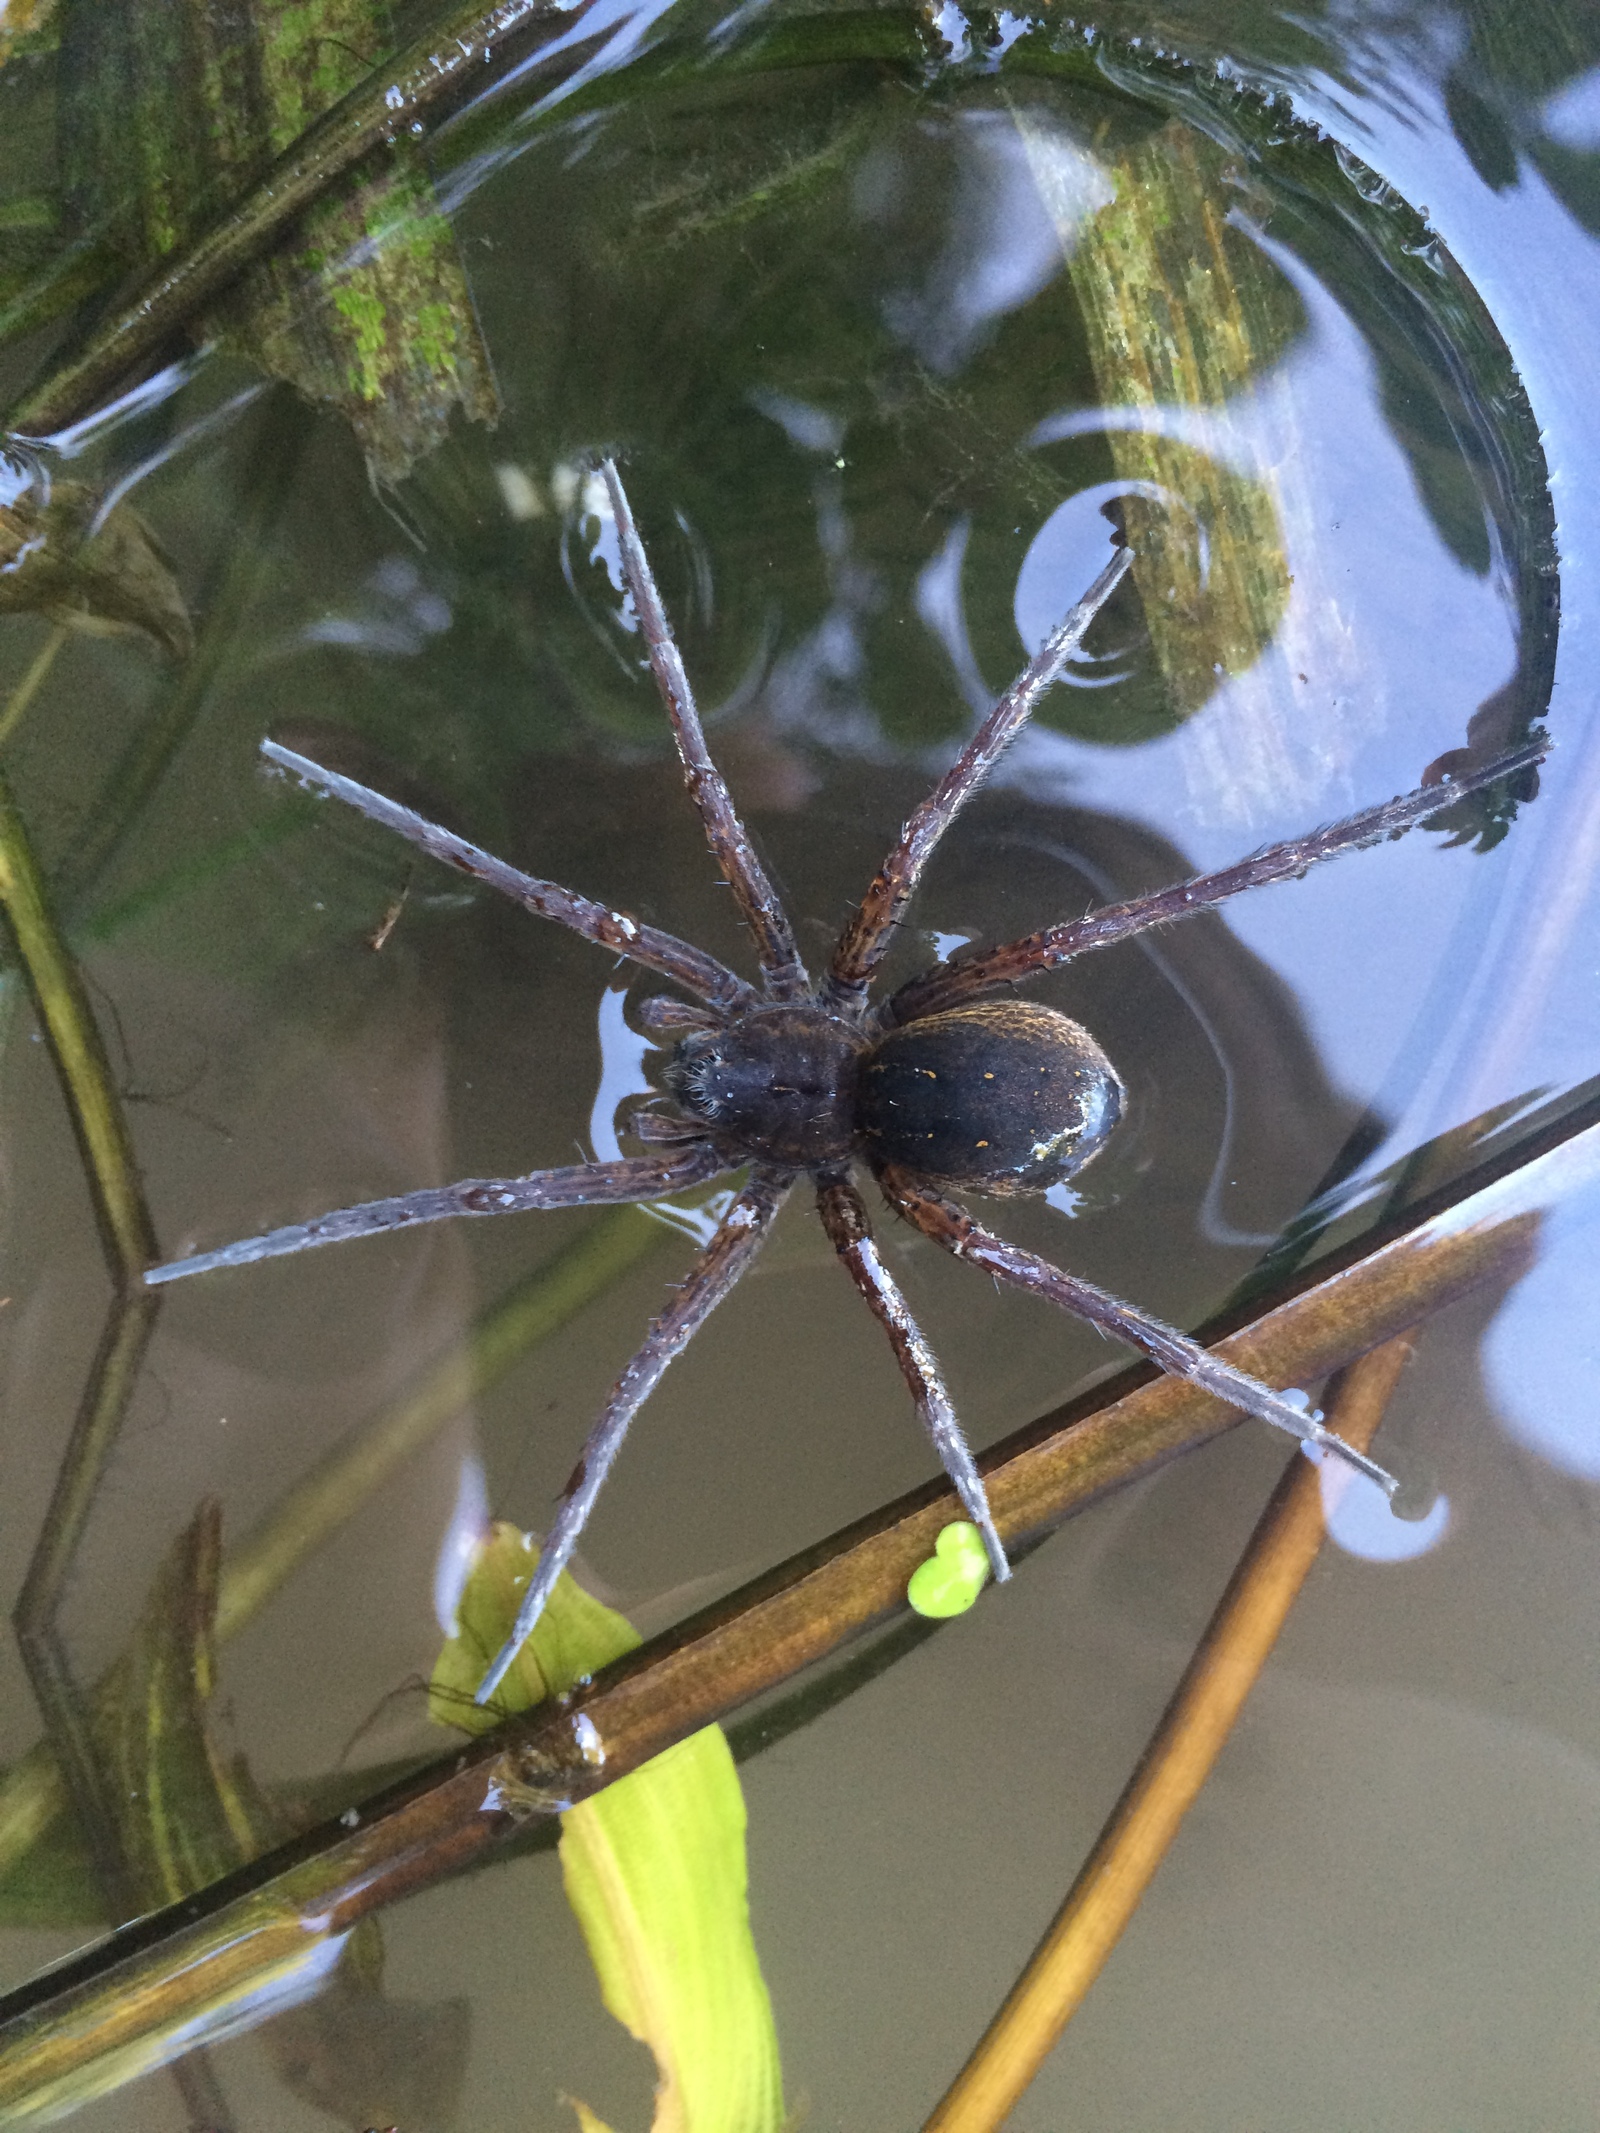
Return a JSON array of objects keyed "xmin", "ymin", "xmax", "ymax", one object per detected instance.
[{"xmin": 145, "ymin": 459, "xmax": 1541, "ymax": 1702}]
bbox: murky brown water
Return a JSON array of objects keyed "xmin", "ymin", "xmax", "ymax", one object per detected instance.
[{"xmin": 1, "ymin": 4, "xmax": 1598, "ymax": 2126}]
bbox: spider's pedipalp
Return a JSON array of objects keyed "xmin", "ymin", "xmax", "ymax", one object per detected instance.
[
  {"xmin": 601, "ymin": 460, "xmax": 810, "ymax": 1002},
  {"xmin": 824, "ymin": 542, "xmax": 1132, "ymax": 1017},
  {"xmin": 261, "ymin": 740, "xmax": 754, "ymax": 1012},
  {"xmin": 144, "ymin": 1145, "xmax": 727, "ymax": 1286},
  {"xmin": 475, "ymin": 1163, "xmax": 793, "ymax": 1702},
  {"xmin": 880, "ymin": 1169, "xmax": 1402, "ymax": 1497},
  {"xmin": 889, "ymin": 738, "xmax": 1547, "ymax": 1024},
  {"xmin": 636, "ymin": 995, "xmax": 722, "ymax": 1036},
  {"xmin": 817, "ymin": 1170, "xmax": 1009, "ymax": 1583},
  {"xmin": 629, "ymin": 1108, "xmax": 714, "ymax": 1146}
]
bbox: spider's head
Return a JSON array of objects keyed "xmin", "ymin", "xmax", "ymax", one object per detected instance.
[{"xmin": 664, "ymin": 1003, "xmax": 865, "ymax": 1170}]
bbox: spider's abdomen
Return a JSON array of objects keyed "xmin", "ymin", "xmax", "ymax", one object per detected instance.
[
  {"xmin": 665, "ymin": 1004, "xmax": 865, "ymax": 1168},
  {"xmin": 856, "ymin": 1000, "xmax": 1123, "ymax": 1195}
]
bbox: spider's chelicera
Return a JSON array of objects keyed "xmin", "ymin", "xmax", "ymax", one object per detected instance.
[{"xmin": 146, "ymin": 460, "xmax": 1543, "ymax": 1703}]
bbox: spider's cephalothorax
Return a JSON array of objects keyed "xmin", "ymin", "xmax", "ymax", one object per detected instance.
[
  {"xmin": 664, "ymin": 1003, "xmax": 865, "ymax": 1168},
  {"xmin": 145, "ymin": 455, "xmax": 1544, "ymax": 1704}
]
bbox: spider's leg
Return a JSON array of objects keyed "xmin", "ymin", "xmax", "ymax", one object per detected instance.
[
  {"xmin": 816, "ymin": 1171, "xmax": 1009, "ymax": 1583},
  {"xmin": 145, "ymin": 1145, "xmax": 728, "ymax": 1285},
  {"xmin": 262, "ymin": 741, "xmax": 754, "ymax": 1013},
  {"xmin": 600, "ymin": 459, "xmax": 809, "ymax": 1002},
  {"xmin": 825, "ymin": 543, "xmax": 1133, "ymax": 1017},
  {"xmin": 890, "ymin": 739, "xmax": 1546, "ymax": 1023},
  {"xmin": 475, "ymin": 1163, "xmax": 792, "ymax": 1703},
  {"xmin": 880, "ymin": 1169, "xmax": 1400, "ymax": 1497}
]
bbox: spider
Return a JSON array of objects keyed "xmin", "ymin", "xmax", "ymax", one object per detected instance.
[{"xmin": 146, "ymin": 458, "xmax": 1541, "ymax": 1703}]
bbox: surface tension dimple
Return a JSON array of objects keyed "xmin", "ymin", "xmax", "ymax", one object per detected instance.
[{"xmin": 590, "ymin": 980, "xmax": 738, "ymax": 1246}]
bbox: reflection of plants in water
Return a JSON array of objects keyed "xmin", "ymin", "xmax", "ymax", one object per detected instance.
[
  {"xmin": 1093, "ymin": 0, "xmax": 1600, "ymax": 243},
  {"xmin": 0, "ymin": 2, "xmax": 1569, "ymax": 2125}
]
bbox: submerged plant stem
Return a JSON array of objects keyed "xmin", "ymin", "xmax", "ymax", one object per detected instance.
[
  {"xmin": 215, "ymin": 1201, "xmax": 673, "ymax": 1642},
  {"xmin": 0, "ymin": 768, "xmax": 154, "ymax": 1283},
  {"xmin": 0, "ymin": 1098, "xmax": 1580, "ymax": 2105},
  {"xmin": 11, "ymin": 1291, "xmax": 163, "ymax": 1911},
  {"xmin": 0, "ymin": 1203, "xmax": 675, "ymax": 1877},
  {"xmin": 0, "ymin": 627, "xmax": 66, "ymax": 754},
  {"xmin": 55, "ymin": 406, "xmax": 302, "ymax": 921},
  {"xmin": 0, "ymin": 760, "xmax": 165, "ymax": 2095},
  {"xmin": 919, "ymin": 1335, "xmax": 1415, "ymax": 2133}
]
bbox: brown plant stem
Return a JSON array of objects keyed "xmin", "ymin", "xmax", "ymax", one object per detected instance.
[
  {"xmin": 920, "ymin": 1334, "xmax": 1415, "ymax": 2132},
  {"xmin": 0, "ymin": 1099, "xmax": 1584, "ymax": 2104},
  {"xmin": 8, "ymin": 0, "xmax": 600, "ymax": 438}
]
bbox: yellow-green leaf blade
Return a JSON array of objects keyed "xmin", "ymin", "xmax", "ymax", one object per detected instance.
[
  {"xmin": 428, "ymin": 1521, "xmax": 642, "ymax": 1734},
  {"xmin": 561, "ymin": 1728, "xmax": 785, "ymax": 2133},
  {"xmin": 434, "ymin": 1524, "xmax": 786, "ymax": 2131}
]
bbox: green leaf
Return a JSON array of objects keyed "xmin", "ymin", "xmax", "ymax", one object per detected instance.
[
  {"xmin": 907, "ymin": 1521, "xmax": 991, "ymax": 1619},
  {"xmin": 1051, "ymin": 115, "xmax": 1297, "ymax": 729},
  {"xmin": 560, "ymin": 1730, "xmax": 786, "ymax": 2133},
  {"xmin": 429, "ymin": 1521, "xmax": 644, "ymax": 1734},
  {"xmin": 91, "ymin": 1500, "xmax": 284, "ymax": 1904},
  {"xmin": 434, "ymin": 1524, "xmax": 787, "ymax": 2132}
]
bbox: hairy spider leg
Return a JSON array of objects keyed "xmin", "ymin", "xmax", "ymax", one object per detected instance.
[
  {"xmin": 602, "ymin": 459, "xmax": 810, "ymax": 1002},
  {"xmin": 890, "ymin": 738, "xmax": 1547, "ymax": 1024},
  {"xmin": 144, "ymin": 1145, "xmax": 728, "ymax": 1285},
  {"xmin": 825, "ymin": 542, "xmax": 1134, "ymax": 1018},
  {"xmin": 881, "ymin": 1170, "xmax": 1398, "ymax": 1495},
  {"xmin": 476, "ymin": 1164, "xmax": 793, "ymax": 1703},
  {"xmin": 816, "ymin": 1170, "xmax": 1009, "ymax": 1583},
  {"xmin": 260, "ymin": 740, "xmax": 755, "ymax": 1013}
]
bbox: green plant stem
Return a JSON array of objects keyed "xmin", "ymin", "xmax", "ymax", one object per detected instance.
[
  {"xmin": 0, "ymin": 741, "xmax": 165, "ymax": 2088},
  {"xmin": 0, "ymin": 1095, "xmax": 1585, "ymax": 2107},
  {"xmin": 54, "ymin": 404, "xmax": 302, "ymax": 922},
  {"xmin": 0, "ymin": 1203, "xmax": 674, "ymax": 1877},
  {"xmin": 0, "ymin": 768, "xmax": 154, "ymax": 1284},
  {"xmin": 0, "ymin": 628, "xmax": 67, "ymax": 754},
  {"xmin": 8, "ymin": 0, "xmax": 598, "ymax": 437},
  {"xmin": 9, "ymin": 1296, "xmax": 162, "ymax": 1945},
  {"xmin": 215, "ymin": 1201, "xmax": 671, "ymax": 1641},
  {"xmin": 0, "ymin": 410, "xmax": 295, "ymax": 2035}
]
